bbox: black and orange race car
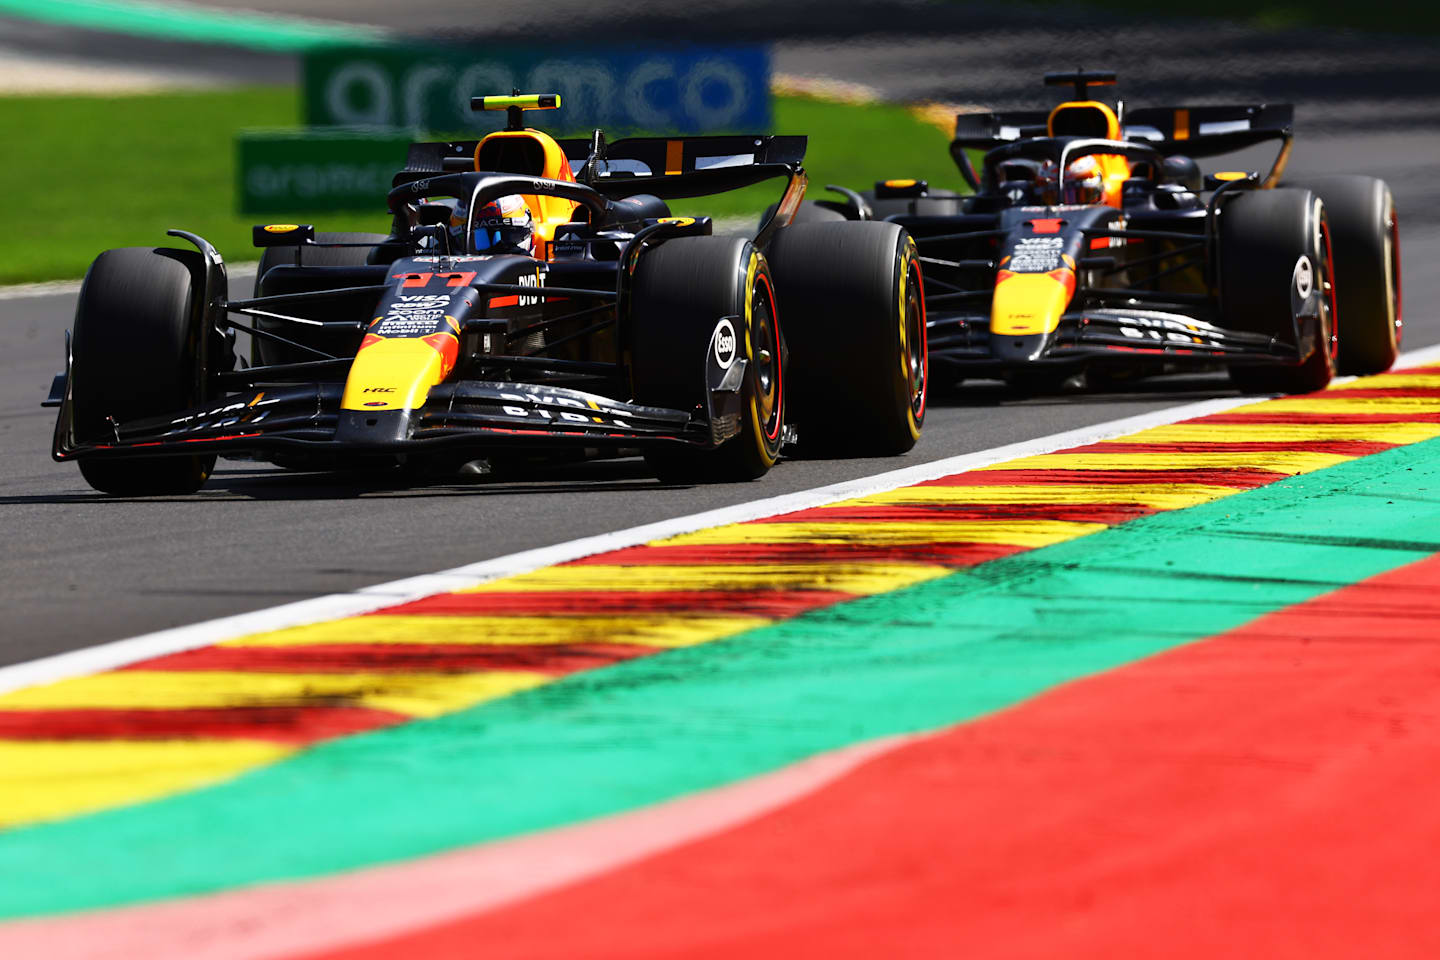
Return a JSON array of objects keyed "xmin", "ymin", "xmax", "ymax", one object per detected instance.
[
  {"xmin": 800, "ymin": 71, "xmax": 1401, "ymax": 393},
  {"xmin": 46, "ymin": 94, "xmax": 927, "ymax": 495}
]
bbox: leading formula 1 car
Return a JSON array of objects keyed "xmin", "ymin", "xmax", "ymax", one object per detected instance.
[
  {"xmin": 46, "ymin": 94, "xmax": 927, "ymax": 495},
  {"xmin": 798, "ymin": 71, "xmax": 1401, "ymax": 393}
]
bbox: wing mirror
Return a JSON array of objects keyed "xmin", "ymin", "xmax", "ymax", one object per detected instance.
[
  {"xmin": 1203, "ymin": 171, "xmax": 1259, "ymax": 192},
  {"xmin": 417, "ymin": 203, "xmax": 453, "ymax": 226},
  {"xmin": 252, "ymin": 223, "xmax": 314, "ymax": 247}
]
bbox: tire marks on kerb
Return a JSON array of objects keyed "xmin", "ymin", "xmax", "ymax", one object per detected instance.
[{"xmin": 2, "ymin": 345, "xmax": 1440, "ymax": 835}]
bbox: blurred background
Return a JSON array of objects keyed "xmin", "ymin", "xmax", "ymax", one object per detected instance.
[{"xmin": 0, "ymin": 0, "xmax": 1434, "ymax": 284}]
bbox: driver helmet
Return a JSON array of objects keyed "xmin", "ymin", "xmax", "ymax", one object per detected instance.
[
  {"xmin": 1062, "ymin": 155, "xmax": 1105, "ymax": 205},
  {"xmin": 450, "ymin": 194, "xmax": 534, "ymax": 255},
  {"xmin": 1031, "ymin": 159, "xmax": 1060, "ymax": 206}
]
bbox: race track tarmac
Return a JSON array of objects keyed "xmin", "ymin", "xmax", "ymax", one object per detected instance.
[{"xmin": 1, "ymin": 6, "xmax": 1437, "ymax": 664}]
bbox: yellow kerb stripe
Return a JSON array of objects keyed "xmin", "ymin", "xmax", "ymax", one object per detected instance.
[
  {"xmin": 226, "ymin": 615, "xmax": 771, "ymax": 650},
  {"xmin": 1233, "ymin": 397, "xmax": 1440, "ymax": 415},
  {"xmin": 831, "ymin": 484, "xmax": 1243, "ymax": 510},
  {"xmin": 0, "ymin": 739, "xmax": 292, "ymax": 830},
  {"xmin": 1328, "ymin": 373, "xmax": 1440, "ymax": 390},
  {"xmin": 461, "ymin": 564, "xmax": 950, "ymax": 595},
  {"xmin": 660, "ymin": 521, "xmax": 1107, "ymax": 548},
  {"xmin": 1113, "ymin": 423, "xmax": 1440, "ymax": 444},
  {"xmin": 981, "ymin": 451, "xmax": 1352, "ymax": 473},
  {"xmin": 0, "ymin": 671, "xmax": 549, "ymax": 719}
]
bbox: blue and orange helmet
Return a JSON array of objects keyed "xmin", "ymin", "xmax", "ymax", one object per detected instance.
[{"xmin": 450, "ymin": 194, "xmax": 534, "ymax": 255}]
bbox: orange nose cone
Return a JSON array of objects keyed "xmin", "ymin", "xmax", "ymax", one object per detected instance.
[
  {"xmin": 340, "ymin": 333, "xmax": 459, "ymax": 413},
  {"xmin": 991, "ymin": 268, "xmax": 1077, "ymax": 336}
]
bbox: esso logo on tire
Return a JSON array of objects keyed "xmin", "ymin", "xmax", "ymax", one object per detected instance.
[
  {"xmin": 714, "ymin": 319, "xmax": 737, "ymax": 369},
  {"xmin": 1294, "ymin": 255, "xmax": 1314, "ymax": 299}
]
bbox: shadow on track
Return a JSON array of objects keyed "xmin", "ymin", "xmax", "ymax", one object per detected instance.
[
  {"xmin": 926, "ymin": 371, "xmax": 1246, "ymax": 410},
  {"xmin": 0, "ymin": 456, "xmax": 685, "ymax": 505}
]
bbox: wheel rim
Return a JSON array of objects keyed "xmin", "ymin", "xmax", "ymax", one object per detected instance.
[
  {"xmin": 1318, "ymin": 215, "xmax": 1339, "ymax": 370},
  {"xmin": 1388, "ymin": 201, "xmax": 1403, "ymax": 346},
  {"xmin": 751, "ymin": 273, "xmax": 782, "ymax": 443},
  {"xmin": 903, "ymin": 256, "xmax": 927, "ymax": 422}
]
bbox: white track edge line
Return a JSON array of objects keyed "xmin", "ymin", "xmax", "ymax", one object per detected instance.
[{"xmin": 4, "ymin": 339, "xmax": 1440, "ymax": 696}]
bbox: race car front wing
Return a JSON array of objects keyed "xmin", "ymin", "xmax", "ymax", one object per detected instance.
[
  {"xmin": 926, "ymin": 307, "xmax": 1298, "ymax": 373},
  {"xmin": 53, "ymin": 379, "xmax": 719, "ymax": 460},
  {"xmin": 52, "ymin": 318, "xmax": 750, "ymax": 462}
]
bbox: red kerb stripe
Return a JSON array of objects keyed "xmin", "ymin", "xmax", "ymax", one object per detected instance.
[
  {"xmin": 760, "ymin": 503, "xmax": 1154, "ymax": 525},
  {"xmin": 129, "ymin": 644, "xmax": 653, "ymax": 675},
  {"xmin": 0, "ymin": 706, "xmax": 406, "ymax": 745},
  {"xmin": 379, "ymin": 590, "xmax": 854, "ymax": 619},
  {"xmin": 569, "ymin": 542, "xmax": 1030, "ymax": 567}
]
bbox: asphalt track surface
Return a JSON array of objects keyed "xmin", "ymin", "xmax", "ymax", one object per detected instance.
[{"xmin": 1, "ymin": 4, "xmax": 1437, "ymax": 666}]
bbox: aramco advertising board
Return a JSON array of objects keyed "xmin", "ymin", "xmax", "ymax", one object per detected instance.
[{"xmin": 239, "ymin": 45, "xmax": 771, "ymax": 214}]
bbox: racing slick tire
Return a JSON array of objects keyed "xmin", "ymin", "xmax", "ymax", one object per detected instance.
[
  {"xmin": 766, "ymin": 220, "xmax": 926, "ymax": 456},
  {"xmin": 71, "ymin": 247, "xmax": 214, "ymax": 495},
  {"xmin": 1222, "ymin": 188, "xmax": 1338, "ymax": 395},
  {"xmin": 252, "ymin": 231, "xmax": 387, "ymax": 366},
  {"xmin": 631, "ymin": 236, "xmax": 785, "ymax": 483},
  {"xmin": 1286, "ymin": 175, "xmax": 1401, "ymax": 376}
]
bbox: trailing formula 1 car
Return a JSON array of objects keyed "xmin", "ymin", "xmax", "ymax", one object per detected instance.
[
  {"xmin": 46, "ymin": 94, "xmax": 927, "ymax": 495},
  {"xmin": 803, "ymin": 71, "xmax": 1402, "ymax": 393}
]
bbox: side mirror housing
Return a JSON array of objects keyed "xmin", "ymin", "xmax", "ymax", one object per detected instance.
[
  {"xmin": 417, "ymin": 203, "xmax": 453, "ymax": 226},
  {"xmin": 1203, "ymin": 171, "xmax": 1259, "ymax": 192},
  {"xmin": 874, "ymin": 178, "xmax": 929, "ymax": 199},
  {"xmin": 252, "ymin": 223, "xmax": 315, "ymax": 247}
]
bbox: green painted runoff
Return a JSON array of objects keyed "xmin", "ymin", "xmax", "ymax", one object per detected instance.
[{"xmin": 2, "ymin": 438, "xmax": 1438, "ymax": 917}]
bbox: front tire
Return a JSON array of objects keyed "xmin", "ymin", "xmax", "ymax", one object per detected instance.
[
  {"xmin": 631, "ymin": 236, "xmax": 784, "ymax": 482},
  {"xmin": 1222, "ymin": 188, "xmax": 1337, "ymax": 395},
  {"xmin": 1287, "ymin": 175, "xmax": 1401, "ymax": 375},
  {"xmin": 71, "ymin": 247, "xmax": 213, "ymax": 495},
  {"xmin": 767, "ymin": 220, "xmax": 926, "ymax": 455}
]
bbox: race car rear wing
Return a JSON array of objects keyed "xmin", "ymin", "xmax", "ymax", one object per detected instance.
[
  {"xmin": 398, "ymin": 135, "xmax": 806, "ymax": 201},
  {"xmin": 949, "ymin": 104, "xmax": 1292, "ymax": 154},
  {"xmin": 1122, "ymin": 104, "xmax": 1293, "ymax": 157},
  {"xmin": 951, "ymin": 110, "xmax": 1052, "ymax": 148},
  {"xmin": 561, "ymin": 134, "xmax": 806, "ymax": 198},
  {"xmin": 948, "ymin": 103, "xmax": 1294, "ymax": 189},
  {"xmin": 397, "ymin": 133, "xmax": 808, "ymax": 246},
  {"xmin": 948, "ymin": 110, "xmax": 1057, "ymax": 189}
]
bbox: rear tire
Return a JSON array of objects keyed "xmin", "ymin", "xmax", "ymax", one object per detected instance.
[
  {"xmin": 631, "ymin": 236, "xmax": 784, "ymax": 482},
  {"xmin": 71, "ymin": 247, "xmax": 213, "ymax": 495},
  {"xmin": 252, "ymin": 231, "xmax": 386, "ymax": 366},
  {"xmin": 1221, "ymin": 188, "xmax": 1337, "ymax": 395},
  {"xmin": 1287, "ymin": 175, "xmax": 1401, "ymax": 375},
  {"xmin": 767, "ymin": 221, "xmax": 926, "ymax": 455}
]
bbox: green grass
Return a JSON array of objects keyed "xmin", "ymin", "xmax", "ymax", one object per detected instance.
[
  {"xmin": 1, "ymin": 88, "xmax": 391, "ymax": 284},
  {"xmin": 0, "ymin": 87, "xmax": 959, "ymax": 285}
]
